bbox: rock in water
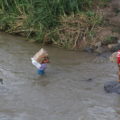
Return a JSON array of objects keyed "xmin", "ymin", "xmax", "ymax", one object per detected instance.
[
  {"xmin": 104, "ymin": 81, "xmax": 120, "ymax": 94},
  {"xmin": 0, "ymin": 78, "xmax": 3, "ymax": 84},
  {"xmin": 84, "ymin": 47, "xmax": 94, "ymax": 53}
]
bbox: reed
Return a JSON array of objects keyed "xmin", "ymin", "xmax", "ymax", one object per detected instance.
[{"xmin": 0, "ymin": 0, "xmax": 109, "ymax": 47}]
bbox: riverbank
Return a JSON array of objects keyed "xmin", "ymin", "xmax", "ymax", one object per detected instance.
[
  {"xmin": 0, "ymin": 0, "xmax": 120, "ymax": 51},
  {"xmin": 86, "ymin": 0, "xmax": 120, "ymax": 54}
]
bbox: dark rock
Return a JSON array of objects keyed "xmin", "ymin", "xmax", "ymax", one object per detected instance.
[
  {"xmin": 0, "ymin": 78, "xmax": 3, "ymax": 84},
  {"xmin": 86, "ymin": 78, "xmax": 93, "ymax": 82},
  {"xmin": 95, "ymin": 46, "xmax": 108, "ymax": 54},
  {"xmin": 108, "ymin": 44, "xmax": 120, "ymax": 52},
  {"xmin": 104, "ymin": 81, "xmax": 120, "ymax": 94},
  {"xmin": 84, "ymin": 47, "xmax": 94, "ymax": 53}
]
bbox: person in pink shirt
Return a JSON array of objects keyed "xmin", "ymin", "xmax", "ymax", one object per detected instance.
[{"xmin": 117, "ymin": 50, "xmax": 120, "ymax": 82}]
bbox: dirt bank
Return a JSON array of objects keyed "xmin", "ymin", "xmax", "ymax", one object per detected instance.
[{"xmin": 89, "ymin": 0, "xmax": 120, "ymax": 54}]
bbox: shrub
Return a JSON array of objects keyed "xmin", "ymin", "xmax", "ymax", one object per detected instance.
[{"xmin": 0, "ymin": 0, "xmax": 109, "ymax": 47}]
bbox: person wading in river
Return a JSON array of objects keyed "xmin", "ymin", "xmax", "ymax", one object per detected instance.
[
  {"xmin": 110, "ymin": 50, "xmax": 120, "ymax": 82},
  {"xmin": 117, "ymin": 50, "xmax": 120, "ymax": 82},
  {"xmin": 31, "ymin": 48, "xmax": 49, "ymax": 75}
]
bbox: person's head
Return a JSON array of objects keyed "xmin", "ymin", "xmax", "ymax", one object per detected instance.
[
  {"xmin": 41, "ymin": 56, "xmax": 49, "ymax": 63},
  {"xmin": 33, "ymin": 48, "xmax": 49, "ymax": 63}
]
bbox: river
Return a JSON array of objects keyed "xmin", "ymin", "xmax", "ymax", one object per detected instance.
[{"xmin": 0, "ymin": 32, "xmax": 120, "ymax": 120}]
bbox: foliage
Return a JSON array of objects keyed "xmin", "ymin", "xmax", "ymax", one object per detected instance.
[
  {"xmin": 50, "ymin": 11, "xmax": 103, "ymax": 49},
  {"xmin": 0, "ymin": 0, "xmax": 109, "ymax": 48}
]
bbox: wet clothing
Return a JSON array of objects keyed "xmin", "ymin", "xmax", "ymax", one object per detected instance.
[
  {"xmin": 39, "ymin": 63, "xmax": 47, "ymax": 70},
  {"xmin": 37, "ymin": 69, "xmax": 45, "ymax": 75},
  {"xmin": 37, "ymin": 64, "xmax": 47, "ymax": 75},
  {"xmin": 31, "ymin": 58, "xmax": 47, "ymax": 75}
]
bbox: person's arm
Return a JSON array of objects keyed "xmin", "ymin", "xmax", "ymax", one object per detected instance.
[{"xmin": 31, "ymin": 58, "xmax": 41, "ymax": 69}]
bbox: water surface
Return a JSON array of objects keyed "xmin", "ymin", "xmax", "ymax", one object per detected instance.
[{"xmin": 0, "ymin": 32, "xmax": 120, "ymax": 120}]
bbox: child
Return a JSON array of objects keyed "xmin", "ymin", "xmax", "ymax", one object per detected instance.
[
  {"xmin": 110, "ymin": 50, "xmax": 120, "ymax": 82},
  {"xmin": 117, "ymin": 50, "xmax": 120, "ymax": 82},
  {"xmin": 31, "ymin": 48, "xmax": 49, "ymax": 75}
]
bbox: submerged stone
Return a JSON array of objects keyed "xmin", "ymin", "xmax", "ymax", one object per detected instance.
[
  {"xmin": 84, "ymin": 47, "xmax": 94, "ymax": 53},
  {"xmin": 86, "ymin": 78, "xmax": 93, "ymax": 82},
  {"xmin": 0, "ymin": 78, "xmax": 3, "ymax": 84},
  {"xmin": 104, "ymin": 81, "xmax": 120, "ymax": 94}
]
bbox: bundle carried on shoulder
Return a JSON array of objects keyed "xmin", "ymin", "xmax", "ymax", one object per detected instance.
[{"xmin": 32, "ymin": 48, "xmax": 48, "ymax": 63}]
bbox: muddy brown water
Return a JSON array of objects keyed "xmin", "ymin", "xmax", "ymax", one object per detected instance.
[{"xmin": 0, "ymin": 32, "xmax": 120, "ymax": 120}]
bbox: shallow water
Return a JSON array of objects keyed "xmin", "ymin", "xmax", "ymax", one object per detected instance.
[{"xmin": 0, "ymin": 32, "xmax": 120, "ymax": 120}]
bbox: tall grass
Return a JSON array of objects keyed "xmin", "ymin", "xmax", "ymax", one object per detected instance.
[{"xmin": 0, "ymin": 0, "xmax": 109, "ymax": 47}]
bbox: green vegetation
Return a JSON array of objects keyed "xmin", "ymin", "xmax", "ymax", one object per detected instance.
[
  {"xmin": 0, "ymin": 0, "xmax": 109, "ymax": 48},
  {"xmin": 51, "ymin": 12, "xmax": 103, "ymax": 49}
]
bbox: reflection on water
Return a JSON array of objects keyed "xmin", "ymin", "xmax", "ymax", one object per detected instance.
[{"xmin": 0, "ymin": 32, "xmax": 120, "ymax": 120}]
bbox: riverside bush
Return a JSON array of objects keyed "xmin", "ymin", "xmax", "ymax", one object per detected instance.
[{"xmin": 0, "ymin": 0, "xmax": 109, "ymax": 48}]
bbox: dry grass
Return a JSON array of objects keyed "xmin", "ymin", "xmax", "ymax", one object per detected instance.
[{"xmin": 50, "ymin": 12, "xmax": 103, "ymax": 49}]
